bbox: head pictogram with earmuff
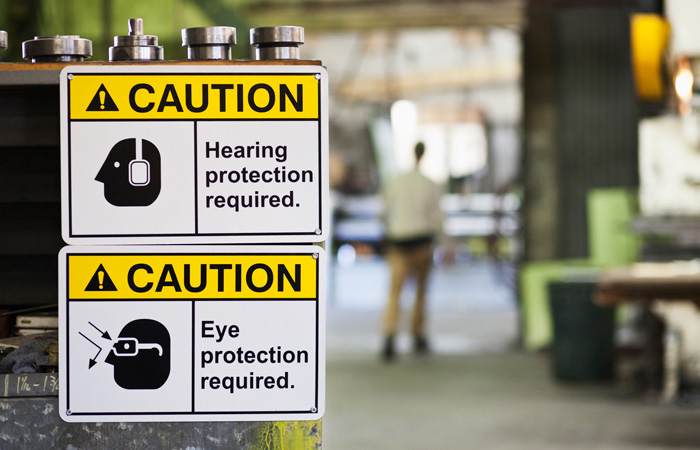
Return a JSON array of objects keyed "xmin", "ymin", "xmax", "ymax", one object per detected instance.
[{"xmin": 96, "ymin": 138, "xmax": 161, "ymax": 206}]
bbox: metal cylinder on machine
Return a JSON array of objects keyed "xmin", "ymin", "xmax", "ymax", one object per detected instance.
[
  {"xmin": 0, "ymin": 31, "xmax": 7, "ymax": 50},
  {"xmin": 22, "ymin": 35, "xmax": 92, "ymax": 63},
  {"xmin": 250, "ymin": 26, "xmax": 304, "ymax": 60},
  {"xmin": 109, "ymin": 18, "xmax": 164, "ymax": 62},
  {"xmin": 182, "ymin": 26, "xmax": 236, "ymax": 61}
]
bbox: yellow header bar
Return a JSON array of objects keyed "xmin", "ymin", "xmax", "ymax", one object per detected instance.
[
  {"xmin": 69, "ymin": 74, "xmax": 320, "ymax": 120},
  {"xmin": 68, "ymin": 254, "xmax": 318, "ymax": 299}
]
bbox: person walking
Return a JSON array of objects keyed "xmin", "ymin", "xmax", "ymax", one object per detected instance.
[{"xmin": 381, "ymin": 141, "xmax": 444, "ymax": 361}]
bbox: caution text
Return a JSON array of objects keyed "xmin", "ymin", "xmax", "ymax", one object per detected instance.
[
  {"xmin": 69, "ymin": 74, "xmax": 320, "ymax": 120},
  {"xmin": 68, "ymin": 254, "xmax": 318, "ymax": 299}
]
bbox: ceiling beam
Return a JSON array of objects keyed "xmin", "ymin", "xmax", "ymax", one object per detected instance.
[
  {"xmin": 336, "ymin": 60, "xmax": 521, "ymax": 101},
  {"xmin": 241, "ymin": 0, "xmax": 524, "ymax": 31}
]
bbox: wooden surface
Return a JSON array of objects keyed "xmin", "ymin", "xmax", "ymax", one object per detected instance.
[
  {"xmin": 0, "ymin": 60, "xmax": 322, "ymax": 72},
  {"xmin": 597, "ymin": 262, "xmax": 700, "ymax": 305}
]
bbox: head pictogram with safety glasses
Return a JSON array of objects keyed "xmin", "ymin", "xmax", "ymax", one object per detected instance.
[{"xmin": 105, "ymin": 318, "xmax": 170, "ymax": 389}]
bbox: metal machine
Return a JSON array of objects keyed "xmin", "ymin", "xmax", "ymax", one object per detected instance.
[{"xmin": 0, "ymin": 20, "xmax": 322, "ymax": 449}]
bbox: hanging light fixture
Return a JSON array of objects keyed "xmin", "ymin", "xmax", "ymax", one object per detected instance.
[{"xmin": 675, "ymin": 57, "xmax": 694, "ymax": 116}]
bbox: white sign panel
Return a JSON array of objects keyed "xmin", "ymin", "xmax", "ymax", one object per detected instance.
[
  {"xmin": 58, "ymin": 245, "xmax": 325, "ymax": 422},
  {"xmin": 60, "ymin": 65, "xmax": 329, "ymax": 244}
]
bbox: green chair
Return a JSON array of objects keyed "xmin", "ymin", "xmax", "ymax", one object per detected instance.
[{"xmin": 519, "ymin": 188, "xmax": 640, "ymax": 351}]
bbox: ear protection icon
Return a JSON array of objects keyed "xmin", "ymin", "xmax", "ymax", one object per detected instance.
[
  {"xmin": 96, "ymin": 137, "xmax": 161, "ymax": 207},
  {"xmin": 129, "ymin": 139, "xmax": 150, "ymax": 186}
]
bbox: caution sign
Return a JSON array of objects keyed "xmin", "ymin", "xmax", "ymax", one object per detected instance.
[
  {"xmin": 59, "ymin": 245, "xmax": 326, "ymax": 423},
  {"xmin": 60, "ymin": 65, "xmax": 329, "ymax": 245}
]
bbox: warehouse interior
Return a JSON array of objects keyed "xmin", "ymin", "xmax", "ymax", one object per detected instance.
[{"xmin": 3, "ymin": 0, "xmax": 700, "ymax": 448}]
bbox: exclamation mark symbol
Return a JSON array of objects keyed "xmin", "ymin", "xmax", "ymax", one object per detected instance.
[
  {"xmin": 99, "ymin": 90, "xmax": 105, "ymax": 110},
  {"xmin": 85, "ymin": 264, "xmax": 114, "ymax": 292}
]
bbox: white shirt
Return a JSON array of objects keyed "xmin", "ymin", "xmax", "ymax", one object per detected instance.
[{"xmin": 382, "ymin": 168, "xmax": 443, "ymax": 241}]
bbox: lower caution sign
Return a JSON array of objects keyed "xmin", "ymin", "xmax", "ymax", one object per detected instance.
[{"xmin": 58, "ymin": 245, "xmax": 325, "ymax": 423}]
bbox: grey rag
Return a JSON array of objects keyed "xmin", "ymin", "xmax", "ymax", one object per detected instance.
[{"xmin": 0, "ymin": 339, "xmax": 52, "ymax": 374}]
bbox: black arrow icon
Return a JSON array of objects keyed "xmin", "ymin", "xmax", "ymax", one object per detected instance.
[
  {"xmin": 79, "ymin": 332, "xmax": 102, "ymax": 369},
  {"xmin": 89, "ymin": 322, "xmax": 112, "ymax": 340}
]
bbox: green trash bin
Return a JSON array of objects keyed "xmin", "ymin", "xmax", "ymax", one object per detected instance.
[{"xmin": 549, "ymin": 281, "xmax": 615, "ymax": 381}]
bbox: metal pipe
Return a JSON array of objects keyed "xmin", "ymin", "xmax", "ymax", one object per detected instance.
[
  {"xmin": 22, "ymin": 35, "xmax": 92, "ymax": 63},
  {"xmin": 129, "ymin": 18, "xmax": 144, "ymax": 36},
  {"xmin": 181, "ymin": 26, "xmax": 236, "ymax": 61},
  {"xmin": 109, "ymin": 18, "xmax": 164, "ymax": 62},
  {"xmin": 250, "ymin": 26, "xmax": 304, "ymax": 60}
]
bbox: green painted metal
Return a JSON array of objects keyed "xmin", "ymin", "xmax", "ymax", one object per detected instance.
[{"xmin": 255, "ymin": 421, "xmax": 322, "ymax": 450}]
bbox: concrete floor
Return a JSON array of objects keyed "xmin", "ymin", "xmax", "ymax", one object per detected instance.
[{"xmin": 322, "ymin": 258, "xmax": 700, "ymax": 449}]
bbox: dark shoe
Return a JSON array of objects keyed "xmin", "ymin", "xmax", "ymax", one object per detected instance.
[
  {"xmin": 381, "ymin": 335, "xmax": 396, "ymax": 362},
  {"xmin": 414, "ymin": 336, "xmax": 429, "ymax": 355}
]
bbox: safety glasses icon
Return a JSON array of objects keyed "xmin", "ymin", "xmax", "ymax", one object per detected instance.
[{"xmin": 113, "ymin": 337, "xmax": 163, "ymax": 357}]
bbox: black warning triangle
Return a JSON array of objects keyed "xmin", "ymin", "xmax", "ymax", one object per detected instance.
[
  {"xmin": 85, "ymin": 264, "xmax": 118, "ymax": 291},
  {"xmin": 86, "ymin": 84, "xmax": 119, "ymax": 112}
]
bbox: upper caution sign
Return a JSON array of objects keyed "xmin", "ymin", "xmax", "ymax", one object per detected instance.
[{"xmin": 60, "ymin": 65, "xmax": 329, "ymax": 245}]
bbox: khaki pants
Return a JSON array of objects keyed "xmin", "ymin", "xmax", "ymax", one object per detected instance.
[{"xmin": 383, "ymin": 243, "xmax": 433, "ymax": 337}]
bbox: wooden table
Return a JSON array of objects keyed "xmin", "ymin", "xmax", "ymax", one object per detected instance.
[
  {"xmin": 597, "ymin": 262, "xmax": 700, "ymax": 399},
  {"xmin": 597, "ymin": 262, "xmax": 700, "ymax": 305}
]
